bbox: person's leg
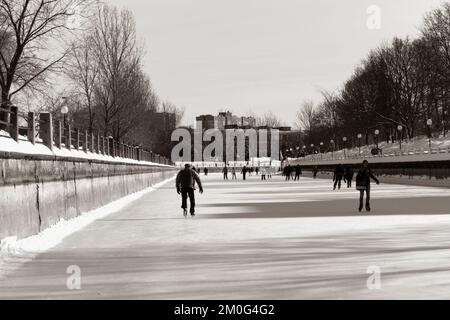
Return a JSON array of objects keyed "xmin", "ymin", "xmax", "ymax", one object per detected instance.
[
  {"xmin": 181, "ymin": 189, "xmax": 188, "ymax": 214},
  {"xmin": 188, "ymin": 188, "xmax": 196, "ymax": 215},
  {"xmin": 366, "ymin": 187, "xmax": 371, "ymax": 211},
  {"xmin": 338, "ymin": 179, "xmax": 342, "ymax": 189},
  {"xmin": 359, "ymin": 190, "xmax": 364, "ymax": 211}
]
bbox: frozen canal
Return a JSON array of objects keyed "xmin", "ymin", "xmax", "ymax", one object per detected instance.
[{"xmin": 2, "ymin": 174, "xmax": 450, "ymax": 299}]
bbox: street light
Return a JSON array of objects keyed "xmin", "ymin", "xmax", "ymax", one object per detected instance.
[
  {"xmin": 61, "ymin": 97, "xmax": 69, "ymax": 126},
  {"xmin": 427, "ymin": 119, "xmax": 433, "ymax": 151},
  {"xmin": 357, "ymin": 133, "xmax": 362, "ymax": 156},
  {"xmin": 397, "ymin": 125, "xmax": 403, "ymax": 154}
]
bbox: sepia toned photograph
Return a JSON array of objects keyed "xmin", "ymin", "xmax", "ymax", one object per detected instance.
[{"xmin": 1, "ymin": 0, "xmax": 450, "ymax": 309}]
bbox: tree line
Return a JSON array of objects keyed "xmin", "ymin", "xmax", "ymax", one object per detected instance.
[
  {"xmin": 0, "ymin": 0, "xmax": 184, "ymax": 155},
  {"xmin": 297, "ymin": 3, "xmax": 450, "ymax": 151}
]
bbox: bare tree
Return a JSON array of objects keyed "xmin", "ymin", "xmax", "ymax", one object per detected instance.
[
  {"xmin": 295, "ymin": 100, "xmax": 316, "ymax": 131},
  {"xmin": 161, "ymin": 100, "xmax": 184, "ymax": 126},
  {"xmin": 256, "ymin": 111, "xmax": 283, "ymax": 128},
  {"xmin": 0, "ymin": 0, "xmax": 92, "ymax": 128},
  {"xmin": 90, "ymin": 3, "xmax": 145, "ymax": 139},
  {"xmin": 66, "ymin": 32, "xmax": 99, "ymax": 133}
]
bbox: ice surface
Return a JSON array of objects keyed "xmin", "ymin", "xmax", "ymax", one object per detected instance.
[{"xmin": 1, "ymin": 174, "xmax": 450, "ymax": 299}]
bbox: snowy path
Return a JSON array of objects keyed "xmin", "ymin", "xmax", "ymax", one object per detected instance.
[{"xmin": 2, "ymin": 174, "xmax": 450, "ymax": 299}]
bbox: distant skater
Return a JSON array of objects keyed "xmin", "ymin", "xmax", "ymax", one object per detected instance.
[
  {"xmin": 261, "ymin": 167, "xmax": 267, "ymax": 180},
  {"xmin": 203, "ymin": 167, "xmax": 209, "ymax": 176},
  {"xmin": 356, "ymin": 160, "xmax": 380, "ymax": 212},
  {"xmin": 345, "ymin": 166, "xmax": 354, "ymax": 188},
  {"xmin": 176, "ymin": 164, "xmax": 203, "ymax": 217},
  {"xmin": 223, "ymin": 166, "xmax": 229, "ymax": 180},
  {"xmin": 241, "ymin": 166, "xmax": 248, "ymax": 181},
  {"xmin": 313, "ymin": 166, "xmax": 318, "ymax": 179},
  {"xmin": 294, "ymin": 165, "xmax": 302, "ymax": 181},
  {"xmin": 333, "ymin": 164, "xmax": 344, "ymax": 190},
  {"xmin": 231, "ymin": 167, "xmax": 237, "ymax": 180}
]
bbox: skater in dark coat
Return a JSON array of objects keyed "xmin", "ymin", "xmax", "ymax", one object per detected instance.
[
  {"xmin": 231, "ymin": 167, "xmax": 237, "ymax": 180},
  {"xmin": 223, "ymin": 166, "xmax": 229, "ymax": 180},
  {"xmin": 356, "ymin": 160, "xmax": 380, "ymax": 212},
  {"xmin": 203, "ymin": 168, "xmax": 209, "ymax": 176},
  {"xmin": 176, "ymin": 164, "xmax": 203, "ymax": 217},
  {"xmin": 313, "ymin": 166, "xmax": 318, "ymax": 179},
  {"xmin": 294, "ymin": 165, "xmax": 302, "ymax": 181},
  {"xmin": 333, "ymin": 164, "xmax": 345, "ymax": 190},
  {"xmin": 344, "ymin": 166, "xmax": 354, "ymax": 188},
  {"xmin": 241, "ymin": 166, "xmax": 248, "ymax": 181}
]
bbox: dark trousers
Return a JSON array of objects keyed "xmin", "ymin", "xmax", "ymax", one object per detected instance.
[
  {"xmin": 224, "ymin": 173, "xmax": 228, "ymax": 180},
  {"xmin": 181, "ymin": 188, "xmax": 195, "ymax": 213},
  {"xmin": 347, "ymin": 179, "xmax": 352, "ymax": 188},
  {"xmin": 334, "ymin": 179, "xmax": 342, "ymax": 190},
  {"xmin": 359, "ymin": 187, "xmax": 371, "ymax": 208}
]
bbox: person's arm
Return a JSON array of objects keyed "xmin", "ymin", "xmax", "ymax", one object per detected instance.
[
  {"xmin": 193, "ymin": 172, "xmax": 203, "ymax": 193},
  {"xmin": 370, "ymin": 170, "xmax": 380, "ymax": 184},
  {"xmin": 175, "ymin": 172, "xmax": 181, "ymax": 193}
]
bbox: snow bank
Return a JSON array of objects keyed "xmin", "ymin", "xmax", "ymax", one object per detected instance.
[
  {"xmin": 0, "ymin": 176, "xmax": 174, "ymax": 279},
  {"xmin": 292, "ymin": 135, "xmax": 450, "ymax": 164},
  {"xmin": 0, "ymin": 132, "xmax": 171, "ymax": 167}
]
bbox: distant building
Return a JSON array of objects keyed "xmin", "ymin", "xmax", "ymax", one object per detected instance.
[
  {"xmin": 196, "ymin": 114, "xmax": 215, "ymax": 130},
  {"xmin": 196, "ymin": 111, "xmax": 256, "ymax": 130}
]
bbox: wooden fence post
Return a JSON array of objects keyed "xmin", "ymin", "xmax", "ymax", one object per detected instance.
[
  {"xmin": 55, "ymin": 121, "xmax": 62, "ymax": 148},
  {"xmin": 108, "ymin": 137, "xmax": 115, "ymax": 157},
  {"xmin": 39, "ymin": 113, "xmax": 53, "ymax": 151},
  {"xmin": 83, "ymin": 131, "xmax": 88, "ymax": 152},
  {"xmin": 75, "ymin": 129, "xmax": 80, "ymax": 150},
  {"xmin": 9, "ymin": 106, "xmax": 18, "ymax": 142},
  {"xmin": 27, "ymin": 112, "xmax": 35, "ymax": 145},
  {"xmin": 66, "ymin": 124, "xmax": 72, "ymax": 151},
  {"xmin": 91, "ymin": 133, "xmax": 95, "ymax": 153}
]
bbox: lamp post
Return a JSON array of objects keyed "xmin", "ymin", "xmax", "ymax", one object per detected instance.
[
  {"xmin": 397, "ymin": 125, "xmax": 403, "ymax": 154},
  {"xmin": 61, "ymin": 97, "xmax": 69, "ymax": 126},
  {"xmin": 357, "ymin": 133, "xmax": 362, "ymax": 156},
  {"xmin": 320, "ymin": 142, "xmax": 324, "ymax": 160},
  {"xmin": 427, "ymin": 119, "xmax": 433, "ymax": 151},
  {"xmin": 342, "ymin": 137, "xmax": 347, "ymax": 159},
  {"xmin": 374, "ymin": 129, "xmax": 380, "ymax": 150}
]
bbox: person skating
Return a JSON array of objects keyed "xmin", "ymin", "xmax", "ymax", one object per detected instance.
[
  {"xmin": 345, "ymin": 166, "xmax": 354, "ymax": 188},
  {"xmin": 333, "ymin": 164, "xmax": 344, "ymax": 190},
  {"xmin": 203, "ymin": 167, "xmax": 209, "ymax": 176},
  {"xmin": 176, "ymin": 164, "xmax": 204, "ymax": 217},
  {"xmin": 313, "ymin": 166, "xmax": 318, "ymax": 179},
  {"xmin": 261, "ymin": 167, "xmax": 267, "ymax": 180},
  {"xmin": 231, "ymin": 167, "xmax": 237, "ymax": 180},
  {"xmin": 241, "ymin": 166, "xmax": 248, "ymax": 181},
  {"xmin": 356, "ymin": 160, "xmax": 380, "ymax": 212},
  {"xmin": 294, "ymin": 165, "xmax": 302, "ymax": 181},
  {"xmin": 223, "ymin": 166, "xmax": 229, "ymax": 180}
]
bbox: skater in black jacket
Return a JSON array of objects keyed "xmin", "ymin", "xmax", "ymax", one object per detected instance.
[
  {"xmin": 333, "ymin": 164, "xmax": 345, "ymax": 190},
  {"xmin": 356, "ymin": 160, "xmax": 380, "ymax": 212},
  {"xmin": 344, "ymin": 166, "xmax": 354, "ymax": 188},
  {"xmin": 176, "ymin": 164, "xmax": 203, "ymax": 217}
]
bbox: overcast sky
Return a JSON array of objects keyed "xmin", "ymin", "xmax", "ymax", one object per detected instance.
[{"xmin": 107, "ymin": 0, "xmax": 445, "ymax": 126}]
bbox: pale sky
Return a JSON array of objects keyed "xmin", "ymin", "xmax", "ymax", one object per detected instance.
[{"xmin": 107, "ymin": 0, "xmax": 445, "ymax": 126}]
